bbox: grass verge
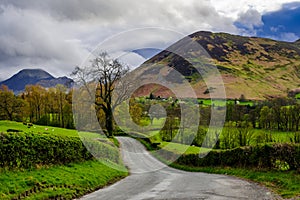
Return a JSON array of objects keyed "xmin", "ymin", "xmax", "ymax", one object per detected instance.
[
  {"xmin": 168, "ymin": 163, "xmax": 300, "ymax": 199},
  {"xmin": 0, "ymin": 160, "xmax": 128, "ymax": 200},
  {"xmin": 138, "ymin": 138, "xmax": 300, "ymax": 199}
]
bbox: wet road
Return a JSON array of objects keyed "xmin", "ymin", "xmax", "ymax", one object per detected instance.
[{"xmin": 80, "ymin": 137, "xmax": 277, "ymax": 200}]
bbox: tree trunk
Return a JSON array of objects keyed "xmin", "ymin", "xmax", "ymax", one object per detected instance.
[
  {"xmin": 106, "ymin": 107, "xmax": 113, "ymax": 137},
  {"xmin": 7, "ymin": 111, "xmax": 13, "ymax": 121}
]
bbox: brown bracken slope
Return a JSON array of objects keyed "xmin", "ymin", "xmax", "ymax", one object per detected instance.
[{"xmin": 134, "ymin": 31, "xmax": 300, "ymax": 100}]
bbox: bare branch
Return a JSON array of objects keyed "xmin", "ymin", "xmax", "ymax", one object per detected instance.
[{"xmin": 72, "ymin": 51, "xmax": 130, "ymax": 137}]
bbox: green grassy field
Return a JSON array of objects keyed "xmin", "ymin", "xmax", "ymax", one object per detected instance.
[
  {"xmin": 197, "ymin": 99, "xmax": 254, "ymax": 106},
  {"xmin": 143, "ymin": 122, "xmax": 295, "ymax": 148},
  {"xmin": 220, "ymin": 127, "xmax": 296, "ymax": 146},
  {"xmin": 159, "ymin": 142, "xmax": 211, "ymax": 154},
  {"xmin": 0, "ymin": 120, "xmax": 103, "ymax": 139},
  {"xmin": 250, "ymin": 129, "xmax": 296, "ymax": 143},
  {"xmin": 0, "ymin": 160, "xmax": 128, "ymax": 200},
  {"xmin": 156, "ymin": 128, "xmax": 296, "ymax": 154}
]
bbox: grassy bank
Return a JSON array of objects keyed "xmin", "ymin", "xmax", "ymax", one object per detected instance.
[
  {"xmin": 0, "ymin": 120, "xmax": 128, "ymax": 199},
  {"xmin": 0, "ymin": 160, "xmax": 128, "ymax": 199}
]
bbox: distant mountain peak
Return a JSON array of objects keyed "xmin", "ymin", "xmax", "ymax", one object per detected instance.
[
  {"xmin": 13, "ymin": 68, "xmax": 54, "ymax": 79},
  {"xmin": 0, "ymin": 68, "xmax": 73, "ymax": 94},
  {"xmin": 19, "ymin": 68, "xmax": 49, "ymax": 73}
]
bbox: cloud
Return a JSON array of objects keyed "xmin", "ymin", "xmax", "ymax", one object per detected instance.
[
  {"xmin": 0, "ymin": 0, "xmax": 298, "ymax": 80},
  {"xmin": 0, "ymin": 4, "xmax": 90, "ymax": 80},
  {"xmin": 237, "ymin": 9, "xmax": 263, "ymax": 29},
  {"xmin": 278, "ymin": 32, "xmax": 299, "ymax": 42},
  {"xmin": 210, "ymin": 0, "xmax": 297, "ymax": 19},
  {"xmin": 0, "ymin": 0, "xmax": 239, "ymax": 80},
  {"xmin": 1, "ymin": 0, "xmax": 236, "ymax": 32},
  {"xmin": 210, "ymin": 0, "xmax": 299, "ymax": 39}
]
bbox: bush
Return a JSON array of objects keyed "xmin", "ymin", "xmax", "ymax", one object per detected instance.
[{"xmin": 0, "ymin": 132, "xmax": 120, "ymax": 169}]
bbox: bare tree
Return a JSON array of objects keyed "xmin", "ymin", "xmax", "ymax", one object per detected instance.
[{"xmin": 72, "ymin": 52, "xmax": 129, "ymax": 137}]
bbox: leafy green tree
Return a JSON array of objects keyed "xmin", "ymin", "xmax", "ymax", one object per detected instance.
[
  {"xmin": 280, "ymin": 106, "xmax": 291, "ymax": 131},
  {"xmin": 0, "ymin": 85, "xmax": 26, "ymax": 121},
  {"xmin": 129, "ymin": 98, "xmax": 144, "ymax": 126},
  {"xmin": 291, "ymin": 104, "xmax": 300, "ymax": 131},
  {"xmin": 260, "ymin": 106, "xmax": 271, "ymax": 129}
]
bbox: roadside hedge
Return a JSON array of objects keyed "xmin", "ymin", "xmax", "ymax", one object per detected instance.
[
  {"xmin": 152, "ymin": 142, "xmax": 300, "ymax": 170},
  {"xmin": 0, "ymin": 132, "xmax": 120, "ymax": 169}
]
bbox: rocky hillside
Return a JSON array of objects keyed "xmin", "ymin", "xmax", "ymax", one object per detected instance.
[{"xmin": 137, "ymin": 31, "xmax": 300, "ymax": 100}]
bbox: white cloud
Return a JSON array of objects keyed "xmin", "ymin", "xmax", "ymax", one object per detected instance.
[
  {"xmin": 210, "ymin": 0, "xmax": 297, "ymax": 19},
  {"xmin": 275, "ymin": 32, "xmax": 299, "ymax": 42},
  {"xmin": 0, "ymin": 0, "xmax": 298, "ymax": 80},
  {"xmin": 237, "ymin": 8, "xmax": 263, "ymax": 29}
]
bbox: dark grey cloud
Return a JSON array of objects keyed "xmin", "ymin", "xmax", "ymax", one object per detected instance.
[
  {"xmin": 0, "ymin": 0, "xmax": 241, "ymax": 80},
  {"xmin": 0, "ymin": 0, "xmax": 294, "ymax": 80},
  {"xmin": 1, "ymin": 0, "xmax": 127, "ymax": 22},
  {"xmin": 0, "ymin": 3, "xmax": 89, "ymax": 80}
]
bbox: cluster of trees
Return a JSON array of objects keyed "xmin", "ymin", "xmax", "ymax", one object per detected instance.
[
  {"xmin": 0, "ymin": 84, "xmax": 74, "ymax": 128},
  {"xmin": 226, "ymin": 97, "xmax": 300, "ymax": 132},
  {"xmin": 129, "ymin": 96, "xmax": 300, "ymax": 149}
]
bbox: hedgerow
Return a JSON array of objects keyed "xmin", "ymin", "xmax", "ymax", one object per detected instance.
[
  {"xmin": 0, "ymin": 132, "xmax": 120, "ymax": 169},
  {"xmin": 148, "ymin": 141, "xmax": 300, "ymax": 171}
]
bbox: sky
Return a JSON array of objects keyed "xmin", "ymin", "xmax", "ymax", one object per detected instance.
[{"xmin": 0, "ymin": 0, "xmax": 299, "ymax": 81}]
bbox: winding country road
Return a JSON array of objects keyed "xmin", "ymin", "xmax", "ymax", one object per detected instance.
[{"xmin": 81, "ymin": 137, "xmax": 277, "ymax": 200}]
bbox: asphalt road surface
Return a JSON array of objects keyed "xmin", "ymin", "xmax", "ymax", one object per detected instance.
[{"xmin": 80, "ymin": 137, "xmax": 278, "ymax": 200}]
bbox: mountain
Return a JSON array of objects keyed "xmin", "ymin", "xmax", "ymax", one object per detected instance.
[
  {"xmin": 132, "ymin": 48, "xmax": 162, "ymax": 59},
  {"xmin": 0, "ymin": 69, "xmax": 73, "ymax": 94},
  {"xmin": 135, "ymin": 31, "xmax": 300, "ymax": 100}
]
